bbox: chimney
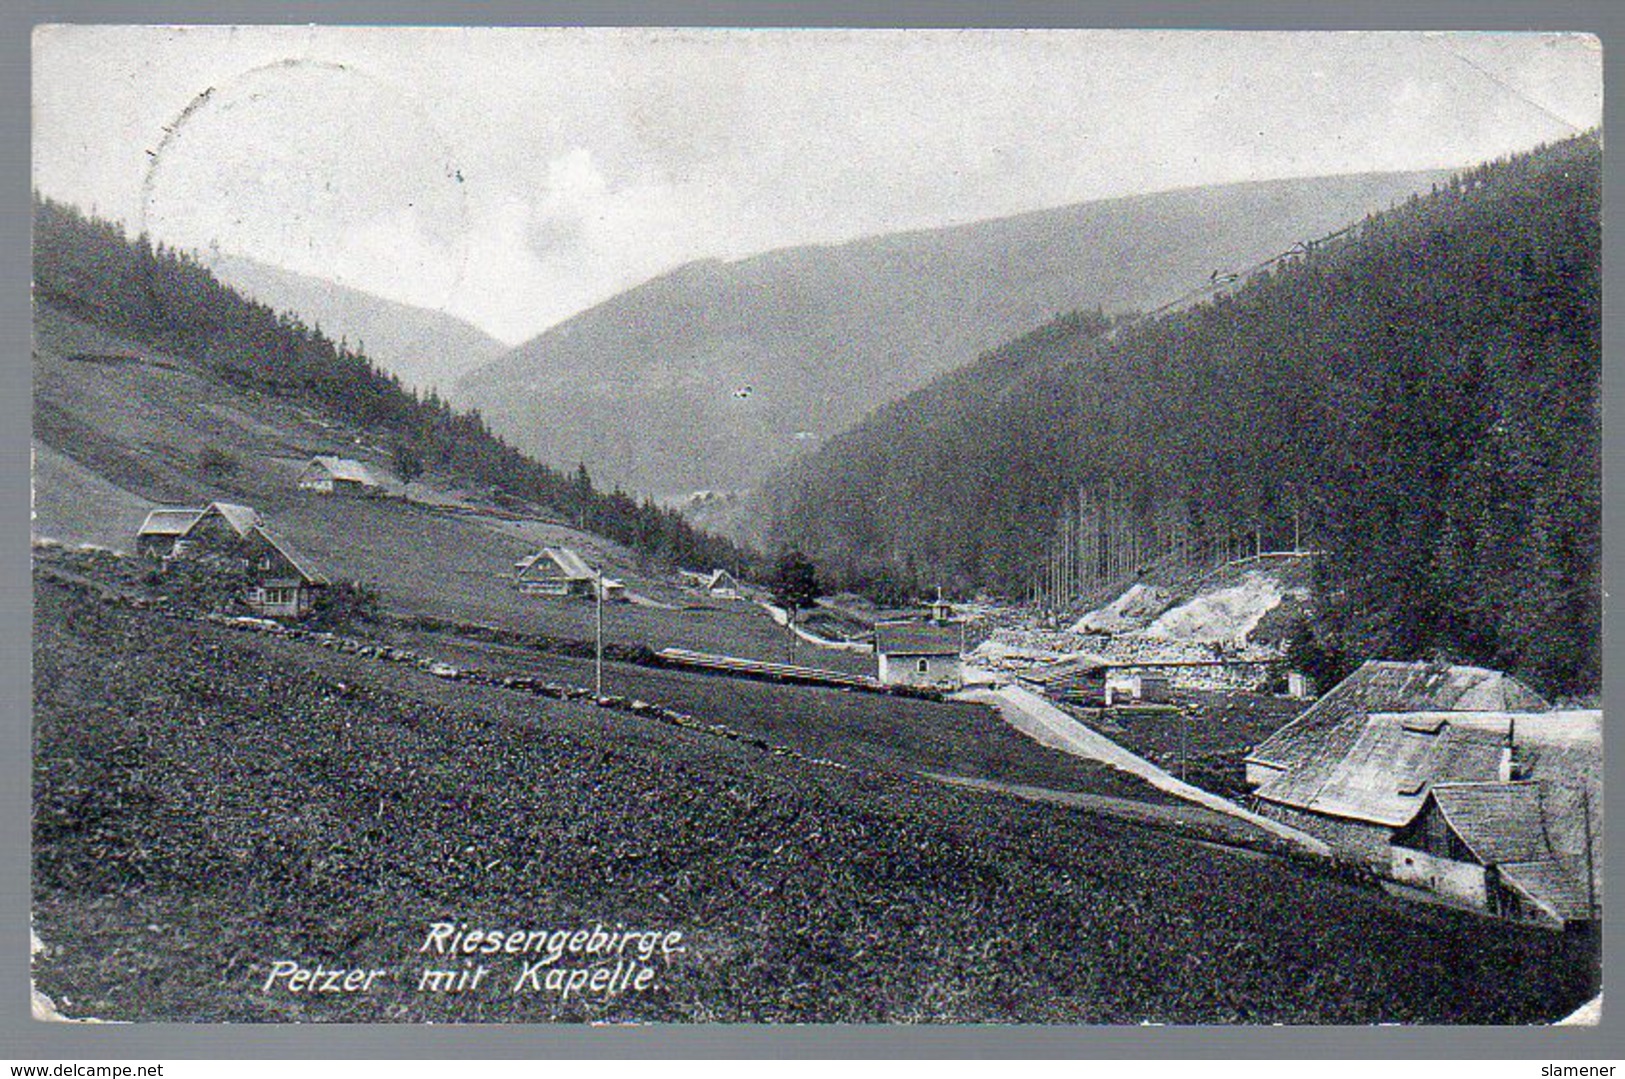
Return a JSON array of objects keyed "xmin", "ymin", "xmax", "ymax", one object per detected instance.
[{"xmin": 1498, "ymin": 716, "xmax": 1519, "ymax": 782}]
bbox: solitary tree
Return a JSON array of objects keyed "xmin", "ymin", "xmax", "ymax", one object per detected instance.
[
  {"xmin": 771, "ymin": 549, "xmax": 822, "ymax": 662},
  {"xmin": 393, "ymin": 440, "xmax": 425, "ymax": 488}
]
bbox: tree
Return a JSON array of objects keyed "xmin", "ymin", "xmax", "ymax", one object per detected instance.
[
  {"xmin": 393, "ymin": 440, "xmax": 425, "ymax": 487},
  {"xmin": 771, "ymin": 549, "xmax": 822, "ymax": 662}
]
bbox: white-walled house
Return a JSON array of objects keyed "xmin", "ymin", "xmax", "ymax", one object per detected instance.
[{"xmin": 874, "ymin": 620, "xmax": 964, "ymax": 690}]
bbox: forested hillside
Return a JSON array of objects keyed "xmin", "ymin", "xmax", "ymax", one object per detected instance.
[
  {"xmin": 764, "ymin": 135, "xmax": 1601, "ymax": 697},
  {"xmin": 201, "ymin": 251, "xmax": 508, "ymax": 395},
  {"xmin": 457, "ymin": 170, "xmax": 1444, "ymax": 496},
  {"xmin": 31, "ymin": 196, "xmax": 745, "ymax": 574}
]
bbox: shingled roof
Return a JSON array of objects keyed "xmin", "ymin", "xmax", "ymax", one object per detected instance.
[
  {"xmin": 1499, "ymin": 859, "xmax": 1596, "ymax": 924},
  {"xmin": 1429, "ymin": 781, "xmax": 1550, "ymax": 865},
  {"xmin": 1247, "ymin": 661, "xmax": 1550, "ymax": 775},
  {"xmin": 874, "ymin": 620, "xmax": 963, "ymax": 656},
  {"xmin": 138, "ymin": 502, "xmax": 261, "ymax": 539},
  {"xmin": 308, "ymin": 456, "xmax": 377, "ymax": 485},
  {"xmin": 1254, "ymin": 713, "xmax": 1508, "ymax": 826},
  {"xmin": 138, "ymin": 507, "xmax": 205, "ymax": 537}
]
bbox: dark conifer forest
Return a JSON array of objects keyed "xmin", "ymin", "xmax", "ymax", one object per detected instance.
[
  {"xmin": 764, "ymin": 134, "xmax": 1601, "ymax": 698},
  {"xmin": 32, "ymin": 195, "xmax": 749, "ymax": 576}
]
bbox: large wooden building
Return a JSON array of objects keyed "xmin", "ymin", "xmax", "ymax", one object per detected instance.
[
  {"xmin": 1244, "ymin": 661, "xmax": 1600, "ymax": 928},
  {"xmin": 514, "ymin": 546, "xmax": 623, "ymax": 599}
]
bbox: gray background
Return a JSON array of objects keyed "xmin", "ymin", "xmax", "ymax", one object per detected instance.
[{"xmin": 3, "ymin": 0, "xmax": 1618, "ymax": 1060}]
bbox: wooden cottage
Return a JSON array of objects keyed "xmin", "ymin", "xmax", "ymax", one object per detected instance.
[
  {"xmin": 137, "ymin": 502, "xmax": 260, "ymax": 561},
  {"xmin": 241, "ymin": 526, "xmax": 329, "ymax": 617},
  {"xmin": 134, "ymin": 502, "xmax": 326, "ymax": 617},
  {"xmin": 297, "ymin": 455, "xmax": 379, "ymax": 495},
  {"xmin": 680, "ymin": 568, "xmax": 744, "ymax": 599},
  {"xmin": 874, "ymin": 620, "xmax": 964, "ymax": 690},
  {"xmin": 515, "ymin": 546, "xmax": 598, "ymax": 597},
  {"xmin": 136, "ymin": 506, "xmax": 209, "ymax": 558}
]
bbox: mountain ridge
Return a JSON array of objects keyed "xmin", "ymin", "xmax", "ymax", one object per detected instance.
[
  {"xmin": 457, "ymin": 168, "xmax": 1452, "ymax": 496},
  {"xmin": 201, "ymin": 251, "xmax": 509, "ymax": 394},
  {"xmin": 762, "ymin": 135, "xmax": 1601, "ymax": 697}
]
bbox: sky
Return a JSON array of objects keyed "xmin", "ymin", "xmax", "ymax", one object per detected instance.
[{"xmin": 32, "ymin": 26, "xmax": 1603, "ymax": 345}]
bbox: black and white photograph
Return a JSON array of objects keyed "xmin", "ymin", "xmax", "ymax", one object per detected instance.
[{"xmin": 26, "ymin": 22, "xmax": 1605, "ymax": 1031}]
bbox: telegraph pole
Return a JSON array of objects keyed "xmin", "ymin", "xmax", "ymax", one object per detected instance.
[
  {"xmin": 594, "ymin": 567, "xmax": 604, "ymax": 697},
  {"xmin": 1180, "ymin": 705, "xmax": 1189, "ymax": 783}
]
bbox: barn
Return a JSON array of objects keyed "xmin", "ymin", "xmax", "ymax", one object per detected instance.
[
  {"xmin": 515, "ymin": 546, "xmax": 598, "ymax": 597},
  {"xmin": 874, "ymin": 620, "xmax": 964, "ymax": 690},
  {"xmin": 1249, "ymin": 709, "xmax": 1511, "ymax": 864},
  {"xmin": 1391, "ymin": 779, "xmax": 1598, "ymax": 929},
  {"xmin": 297, "ymin": 455, "xmax": 379, "ymax": 495},
  {"xmin": 136, "ymin": 506, "xmax": 207, "ymax": 558}
]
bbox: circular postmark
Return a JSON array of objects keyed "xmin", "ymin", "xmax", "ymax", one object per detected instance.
[{"xmin": 137, "ymin": 55, "xmax": 472, "ymax": 325}]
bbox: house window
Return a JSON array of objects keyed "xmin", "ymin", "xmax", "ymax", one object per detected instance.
[{"xmin": 916, "ymin": 658, "xmax": 930, "ymax": 674}]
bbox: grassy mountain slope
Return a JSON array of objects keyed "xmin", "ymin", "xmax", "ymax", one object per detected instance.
[
  {"xmin": 457, "ymin": 170, "xmax": 1446, "ymax": 496},
  {"xmin": 764, "ymin": 135, "xmax": 1600, "ymax": 698},
  {"xmin": 203, "ymin": 251, "xmax": 509, "ymax": 394},
  {"xmin": 32, "ymin": 568, "xmax": 1596, "ymax": 1023},
  {"xmin": 31, "ymin": 195, "xmax": 744, "ymax": 577},
  {"xmin": 29, "ymin": 300, "xmax": 825, "ymax": 669}
]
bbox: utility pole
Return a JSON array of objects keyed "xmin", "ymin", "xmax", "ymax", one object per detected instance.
[
  {"xmin": 593, "ymin": 566, "xmax": 604, "ymax": 697},
  {"xmin": 1180, "ymin": 706, "xmax": 1189, "ymax": 783}
]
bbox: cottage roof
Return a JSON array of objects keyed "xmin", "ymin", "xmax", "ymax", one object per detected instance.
[
  {"xmin": 516, "ymin": 546, "xmax": 596, "ymax": 581},
  {"xmin": 1254, "ymin": 713, "xmax": 1507, "ymax": 826},
  {"xmin": 139, "ymin": 507, "xmax": 205, "ymax": 536},
  {"xmin": 309, "ymin": 456, "xmax": 376, "ymax": 484},
  {"xmin": 1428, "ymin": 781, "xmax": 1550, "ymax": 865},
  {"xmin": 1499, "ymin": 859, "xmax": 1595, "ymax": 923},
  {"xmin": 1247, "ymin": 661, "xmax": 1550, "ymax": 773},
  {"xmin": 203, "ymin": 501, "xmax": 262, "ymax": 537},
  {"xmin": 1396, "ymin": 709, "xmax": 1602, "ymax": 749},
  {"xmin": 249, "ymin": 526, "xmax": 328, "ymax": 586},
  {"xmin": 706, "ymin": 569, "xmax": 740, "ymax": 590},
  {"xmin": 874, "ymin": 620, "xmax": 962, "ymax": 657}
]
